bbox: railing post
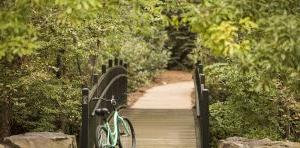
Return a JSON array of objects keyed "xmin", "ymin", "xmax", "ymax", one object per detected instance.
[
  {"xmin": 108, "ymin": 59, "xmax": 113, "ymax": 68},
  {"xmin": 114, "ymin": 58, "xmax": 119, "ymax": 66},
  {"xmin": 195, "ymin": 64, "xmax": 203, "ymax": 117},
  {"xmin": 200, "ymin": 74, "xmax": 205, "ymax": 90},
  {"xmin": 81, "ymin": 88, "xmax": 89, "ymax": 148},
  {"xmin": 197, "ymin": 63, "xmax": 203, "ymax": 74},
  {"xmin": 92, "ymin": 74, "xmax": 98, "ymax": 85},
  {"xmin": 120, "ymin": 59, "xmax": 123, "ymax": 66},
  {"xmin": 124, "ymin": 63, "xmax": 128, "ymax": 104},
  {"xmin": 102, "ymin": 65, "xmax": 107, "ymax": 74},
  {"xmin": 201, "ymin": 89, "xmax": 210, "ymax": 148}
]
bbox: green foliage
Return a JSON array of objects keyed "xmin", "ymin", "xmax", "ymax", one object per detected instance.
[
  {"xmin": 0, "ymin": 0, "xmax": 101, "ymax": 62},
  {"xmin": 206, "ymin": 63, "xmax": 300, "ymax": 147},
  {"xmin": 185, "ymin": 0, "xmax": 300, "ymax": 92},
  {"xmin": 181, "ymin": 1, "xmax": 300, "ymax": 144},
  {"xmin": 2, "ymin": 0, "xmax": 299, "ymax": 146},
  {"xmin": 160, "ymin": 1, "xmax": 198, "ymax": 68},
  {"xmin": 0, "ymin": 0, "xmax": 170, "ymax": 137},
  {"xmin": 119, "ymin": 37, "xmax": 170, "ymax": 90}
]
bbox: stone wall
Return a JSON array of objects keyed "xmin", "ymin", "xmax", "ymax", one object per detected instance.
[
  {"xmin": 218, "ymin": 137, "xmax": 300, "ymax": 148},
  {"xmin": 1, "ymin": 132, "xmax": 76, "ymax": 148}
]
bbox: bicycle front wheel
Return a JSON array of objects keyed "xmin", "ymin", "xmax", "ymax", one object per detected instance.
[
  {"xmin": 118, "ymin": 117, "xmax": 136, "ymax": 148},
  {"xmin": 96, "ymin": 125, "xmax": 109, "ymax": 148}
]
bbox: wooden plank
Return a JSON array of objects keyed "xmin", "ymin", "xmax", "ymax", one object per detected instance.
[{"xmin": 122, "ymin": 109, "xmax": 197, "ymax": 148}]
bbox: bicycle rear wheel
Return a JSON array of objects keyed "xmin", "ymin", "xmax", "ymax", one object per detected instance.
[
  {"xmin": 95, "ymin": 125, "xmax": 109, "ymax": 148},
  {"xmin": 118, "ymin": 117, "xmax": 136, "ymax": 148}
]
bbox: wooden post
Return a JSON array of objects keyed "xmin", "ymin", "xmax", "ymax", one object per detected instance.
[
  {"xmin": 81, "ymin": 88, "xmax": 89, "ymax": 148},
  {"xmin": 197, "ymin": 64, "xmax": 203, "ymax": 74},
  {"xmin": 124, "ymin": 63, "xmax": 128, "ymax": 104},
  {"xmin": 201, "ymin": 89, "xmax": 210, "ymax": 148},
  {"xmin": 195, "ymin": 64, "xmax": 203, "ymax": 117},
  {"xmin": 120, "ymin": 60, "xmax": 123, "ymax": 66},
  {"xmin": 200, "ymin": 74, "xmax": 205, "ymax": 90},
  {"xmin": 92, "ymin": 74, "xmax": 98, "ymax": 85},
  {"xmin": 114, "ymin": 58, "xmax": 119, "ymax": 66},
  {"xmin": 195, "ymin": 71, "xmax": 201, "ymax": 147},
  {"xmin": 102, "ymin": 65, "xmax": 107, "ymax": 74},
  {"xmin": 108, "ymin": 59, "xmax": 113, "ymax": 68}
]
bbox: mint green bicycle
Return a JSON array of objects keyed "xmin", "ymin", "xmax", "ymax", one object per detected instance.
[{"xmin": 95, "ymin": 97, "xmax": 136, "ymax": 148}]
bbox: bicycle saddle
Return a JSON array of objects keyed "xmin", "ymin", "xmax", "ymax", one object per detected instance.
[{"xmin": 95, "ymin": 108, "xmax": 110, "ymax": 117}]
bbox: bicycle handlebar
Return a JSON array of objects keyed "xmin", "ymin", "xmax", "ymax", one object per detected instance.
[{"xmin": 92, "ymin": 97, "xmax": 117, "ymax": 105}]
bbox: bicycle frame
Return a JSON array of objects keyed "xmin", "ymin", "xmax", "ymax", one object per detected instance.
[{"xmin": 101, "ymin": 110, "xmax": 131, "ymax": 147}]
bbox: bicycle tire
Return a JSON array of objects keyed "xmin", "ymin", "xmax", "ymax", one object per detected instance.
[{"xmin": 118, "ymin": 117, "xmax": 136, "ymax": 148}]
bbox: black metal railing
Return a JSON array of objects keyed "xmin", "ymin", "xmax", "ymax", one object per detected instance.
[
  {"xmin": 193, "ymin": 63, "xmax": 210, "ymax": 148},
  {"xmin": 80, "ymin": 59, "xmax": 128, "ymax": 148}
]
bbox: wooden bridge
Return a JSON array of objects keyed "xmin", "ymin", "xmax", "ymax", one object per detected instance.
[
  {"xmin": 125, "ymin": 81, "xmax": 197, "ymax": 148},
  {"xmin": 80, "ymin": 59, "xmax": 209, "ymax": 148},
  {"xmin": 124, "ymin": 109, "xmax": 196, "ymax": 148}
]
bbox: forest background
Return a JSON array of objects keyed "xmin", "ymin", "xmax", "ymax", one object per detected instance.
[{"xmin": 0, "ymin": 0, "xmax": 299, "ymax": 146}]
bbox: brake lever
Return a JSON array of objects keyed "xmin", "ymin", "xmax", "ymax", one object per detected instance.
[{"xmin": 111, "ymin": 96, "xmax": 117, "ymax": 106}]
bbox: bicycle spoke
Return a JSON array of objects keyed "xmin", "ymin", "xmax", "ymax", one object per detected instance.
[
  {"xmin": 118, "ymin": 118, "xmax": 135, "ymax": 148},
  {"xmin": 96, "ymin": 126, "xmax": 109, "ymax": 148}
]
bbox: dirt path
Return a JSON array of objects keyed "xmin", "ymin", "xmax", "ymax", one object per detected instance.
[
  {"xmin": 127, "ymin": 71, "xmax": 193, "ymax": 106},
  {"xmin": 152, "ymin": 70, "xmax": 193, "ymax": 84},
  {"xmin": 131, "ymin": 81, "xmax": 194, "ymax": 109},
  {"xmin": 130, "ymin": 71, "xmax": 194, "ymax": 109}
]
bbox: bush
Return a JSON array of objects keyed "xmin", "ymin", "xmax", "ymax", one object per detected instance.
[
  {"xmin": 120, "ymin": 38, "xmax": 170, "ymax": 90},
  {"xmin": 205, "ymin": 63, "xmax": 299, "ymax": 147},
  {"xmin": 0, "ymin": 0, "xmax": 171, "ymax": 139}
]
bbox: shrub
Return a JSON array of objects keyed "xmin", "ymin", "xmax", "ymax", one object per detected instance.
[
  {"xmin": 0, "ymin": 0, "xmax": 170, "ymax": 139},
  {"xmin": 206, "ymin": 63, "xmax": 299, "ymax": 146},
  {"xmin": 120, "ymin": 38, "xmax": 170, "ymax": 90}
]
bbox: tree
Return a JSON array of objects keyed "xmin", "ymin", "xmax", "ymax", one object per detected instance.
[
  {"xmin": 0, "ymin": 0, "xmax": 103, "ymax": 140},
  {"xmin": 0, "ymin": 0, "xmax": 171, "ymax": 140},
  {"xmin": 184, "ymin": 0, "xmax": 300, "ymax": 142}
]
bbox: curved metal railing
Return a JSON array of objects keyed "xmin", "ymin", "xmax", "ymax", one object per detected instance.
[
  {"xmin": 80, "ymin": 59, "xmax": 128, "ymax": 148},
  {"xmin": 193, "ymin": 63, "xmax": 210, "ymax": 148}
]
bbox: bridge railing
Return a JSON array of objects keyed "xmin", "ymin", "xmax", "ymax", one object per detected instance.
[
  {"xmin": 193, "ymin": 63, "xmax": 210, "ymax": 148},
  {"xmin": 80, "ymin": 58, "xmax": 128, "ymax": 148}
]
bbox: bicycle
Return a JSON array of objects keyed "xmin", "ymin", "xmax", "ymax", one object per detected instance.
[{"xmin": 94, "ymin": 96, "xmax": 136, "ymax": 148}]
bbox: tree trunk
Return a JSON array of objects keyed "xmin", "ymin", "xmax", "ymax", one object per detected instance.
[
  {"xmin": 0, "ymin": 96, "xmax": 11, "ymax": 141},
  {"xmin": 0, "ymin": 61, "xmax": 16, "ymax": 141}
]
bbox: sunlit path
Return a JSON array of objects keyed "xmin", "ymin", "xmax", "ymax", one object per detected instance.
[
  {"xmin": 124, "ymin": 109, "xmax": 196, "ymax": 148},
  {"xmin": 125, "ymin": 81, "xmax": 197, "ymax": 147},
  {"xmin": 131, "ymin": 81, "xmax": 194, "ymax": 109}
]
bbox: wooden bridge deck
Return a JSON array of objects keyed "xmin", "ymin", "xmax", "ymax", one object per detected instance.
[{"xmin": 124, "ymin": 109, "xmax": 197, "ymax": 148}]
